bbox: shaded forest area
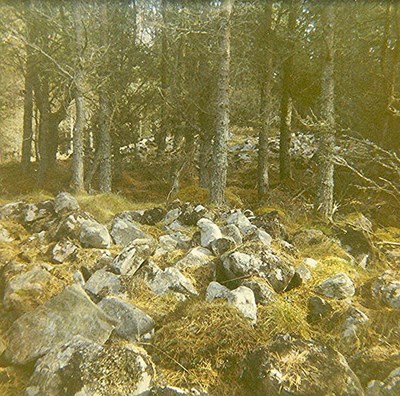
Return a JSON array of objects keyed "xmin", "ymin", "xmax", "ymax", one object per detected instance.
[{"xmin": 0, "ymin": 0, "xmax": 399, "ymax": 222}]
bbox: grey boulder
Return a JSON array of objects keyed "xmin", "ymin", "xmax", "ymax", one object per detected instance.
[
  {"xmin": 25, "ymin": 336, "xmax": 154, "ymax": 396},
  {"xmin": 4, "ymin": 285, "xmax": 115, "ymax": 365},
  {"xmin": 242, "ymin": 333, "xmax": 364, "ymax": 396},
  {"xmin": 110, "ymin": 216, "xmax": 150, "ymax": 246},
  {"xmin": 84, "ymin": 269, "xmax": 122, "ymax": 300},
  {"xmin": 80, "ymin": 221, "xmax": 112, "ymax": 249},
  {"xmin": 54, "ymin": 192, "xmax": 79, "ymax": 215},
  {"xmin": 51, "ymin": 239, "xmax": 78, "ymax": 263},
  {"xmin": 206, "ymin": 281, "xmax": 257, "ymax": 324},
  {"xmin": 98, "ymin": 297, "xmax": 154, "ymax": 341},
  {"xmin": 315, "ymin": 273, "xmax": 355, "ymax": 299},
  {"xmin": 197, "ymin": 218, "xmax": 222, "ymax": 248},
  {"xmin": 111, "ymin": 238, "xmax": 156, "ymax": 275}
]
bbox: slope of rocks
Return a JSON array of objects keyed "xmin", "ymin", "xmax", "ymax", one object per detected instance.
[{"xmin": 0, "ymin": 193, "xmax": 399, "ymax": 395}]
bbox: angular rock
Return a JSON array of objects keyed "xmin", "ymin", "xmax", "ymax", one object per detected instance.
[
  {"xmin": 197, "ymin": 218, "xmax": 222, "ymax": 248},
  {"xmin": 175, "ymin": 247, "xmax": 214, "ymax": 269},
  {"xmin": 166, "ymin": 220, "xmax": 186, "ymax": 232},
  {"xmin": 149, "ymin": 386, "xmax": 207, "ymax": 396},
  {"xmin": 217, "ymin": 250, "xmax": 295, "ymax": 293},
  {"xmin": 206, "ymin": 281, "xmax": 232, "ymax": 301},
  {"xmin": 229, "ymin": 286, "xmax": 257, "ymax": 324},
  {"xmin": 0, "ymin": 224, "xmax": 12, "ymax": 242},
  {"xmin": 206, "ymin": 281, "xmax": 257, "ymax": 324},
  {"xmin": 221, "ymin": 224, "xmax": 243, "ymax": 244},
  {"xmin": 142, "ymin": 207, "xmax": 166, "ymax": 225},
  {"xmin": 3, "ymin": 266, "xmax": 63, "ymax": 314},
  {"xmin": 242, "ymin": 279, "xmax": 275, "ymax": 305},
  {"xmin": 51, "ymin": 239, "xmax": 78, "ymax": 264},
  {"xmin": 178, "ymin": 204, "xmax": 212, "ymax": 226},
  {"xmin": 226, "ymin": 210, "xmax": 254, "ymax": 236},
  {"xmin": 315, "ymin": 273, "xmax": 355, "ymax": 299},
  {"xmin": 371, "ymin": 271, "xmax": 400, "ymax": 309},
  {"xmin": 80, "ymin": 220, "xmax": 112, "ymax": 248},
  {"xmin": 253, "ymin": 211, "xmax": 288, "ymax": 240},
  {"xmin": 111, "ymin": 238, "xmax": 156, "ymax": 275},
  {"xmin": 4, "ymin": 285, "xmax": 115, "ymax": 365},
  {"xmin": 303, "ymin": 257, "xmax": 318, "ymax": 268},
  {"xmin": 307, "ymin": 296, "xmax": 333, "ymax": 323},
  {"xmin": 54, "ymin": 192, "xmax": 80, "ymax": 215},
  {"xmin": 285, "ymin": 263, "xmax": 312, "ymax": 291},
  {"xmin": 366, "ymin": 367, "xmax": 400, "ymax": 396},
  {"xmin": 148, "ymin": 267, "xmax": 197, "ymax": 296},
  {"xmin": 210, "ymin": 237, "xmax": 236, "ymax": 256},
  {"xmin": 246, "ymin": 228, "xmax": 272, "ymax": 247},
  {"xmin": 25, "ymin": 336, "xmax": 154, "ymax": 396},
  {"xmin": 0, "ymin": 201, "xmax": 25, "ymax": 221},
  {"xmin": 154, "ymin": 234, "xmax": 179, "ymax": 256},
  {"xmin": 21, "ymin": 200, "xmax": 55, "ymax": 229},
  {"xmin": 242, "ymin": 333, "xmax": 364, "ymax": 396},
  {"xmin": 52, "ymin": 211, "xmax": 95, "ymax": 241},
  {"xmin": 110, "ymin": 216, "xmax": 150, "ymax": 246},
  {"xmin": 163, "ymin": 208, "xmax": 182, "ymax": 226},
  {"xmin": 98, "ymin": 297, "xmax": 154, "ymax": 341},
  {"xmin": 84, "ymin": 269, "xmax": 122, "ymax": 300},
  {"xmin": 342, "ymin": 307, "xmax": 369, "ymax": 342}
]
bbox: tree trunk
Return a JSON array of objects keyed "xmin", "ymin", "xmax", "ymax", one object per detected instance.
[
  {"xmin": 98, "ymin": 3, "xmax": 112, "ymax": 193},
  {"xmin": 210, "ymin": 0, "xmax": 234, "ymax": 205},
  {"xmin": 157, "ymin": 0, "xmax": 168, "ymax": 157},
  {"xmin": 22, "ymin": 47, "xmax": 33, "ymax": 173},
  {"xmin": 35, "ymin": 78, "xmax": 50, "ymax": 186},
  {"xmin": 98, "ymin": 92, "xmax": 112, "ymax": 192},
  {"xmin": 257, "ymin": 1, "xmax": 273, "ymax": 198},
  {"xmin": 71, "ymin": 1, "xmax": 85, "ymax": 192},
  {"xmin": 279, "ymin": 0, "xmax": 297, "ymax": 181},
  {"xmin": 315, "ymin": 3, "xmax": 336, "ymax": 220}
]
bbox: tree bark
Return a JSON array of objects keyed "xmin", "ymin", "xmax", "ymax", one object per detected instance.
[
  {"xmin": 36, "ymin": 79, "xmax": 50, "ymax": 186},
  {"xmin": 279, "ymin": 0, "xmax": 297, "ymax": 181},
  {"xmin": 98, "ymin": 2, "xmax": 112, "ymax": 193},
  {"xmin": 71, "ymin": 1, "xmax": 86, "ymax": 192},
  {"xmin": 210, "ymin": 0, "xmax": 234, "ymax": 205},
  {"xmin": 98, "ymin": 92, "xmax": 112, "ymax": 192},
  {"xmin": 257, "ymin": 1, "xmax": 273, "ymax": 198},
  {"xmin": 22, "ymin": 44, "xmax": 33, "ymax": 173},
  {"xmin": 157, "ymin": 0, "xmax": 169, "ymax": 157},
  {"xmin": 315, "ymin": 3, "xmax": 336, "ymax": 220}
]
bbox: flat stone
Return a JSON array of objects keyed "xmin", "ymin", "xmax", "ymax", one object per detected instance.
[{"xmin": 84, "ymin": 269, "xmax": 122, "ymax": 299}]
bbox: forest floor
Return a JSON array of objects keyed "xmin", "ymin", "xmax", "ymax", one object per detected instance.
[{"xmin": 0, "ymin": 141, "xmax": 399, "ymax": 395}]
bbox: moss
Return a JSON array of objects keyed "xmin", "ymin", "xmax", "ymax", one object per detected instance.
[
  {"xmin": 254, "ymin": 205, "xmax": 287, "ymax": 219},
  {"xmin": 152, "ymin": 300, "xmax": 258, "ymax": 393},
  {"xmin": 174, "ymin": 185, "xmax": 209, "ymax": 204},
  {"xmin": 76, "ymin": 193, "xmax": 136, "ymax": 224}
]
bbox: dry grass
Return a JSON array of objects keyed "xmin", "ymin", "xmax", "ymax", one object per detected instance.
[
  {"xmin": 0, "ymin": 367, "xmax": 32, "ymax": 396},
  {"xmin": 151, "ymin": 300, "xmax": 258, "ymax": 394}
]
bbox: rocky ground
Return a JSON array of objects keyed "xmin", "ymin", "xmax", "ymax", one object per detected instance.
[{"xmin": 0, "ymin": 192, "xmax": 399, "ymax": 395}]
